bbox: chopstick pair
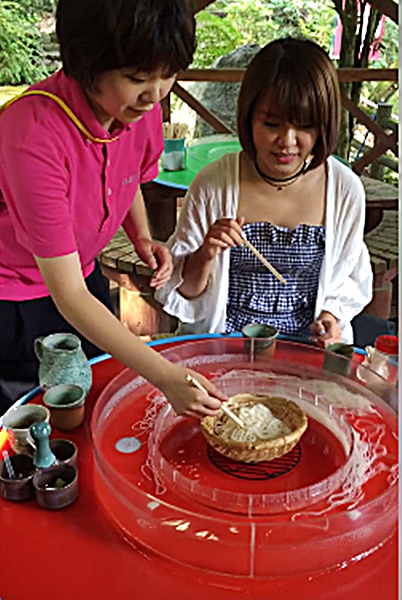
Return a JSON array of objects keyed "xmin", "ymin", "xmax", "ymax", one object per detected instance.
[
  {"xmin": 185, "ymin": 374, "xmax": 246, "ymax": 429},
  {"xmin": 241, "ymin": 234, "xmax": 287, "ymax": 284}
]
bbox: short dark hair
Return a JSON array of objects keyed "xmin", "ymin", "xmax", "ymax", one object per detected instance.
[
  {"xmin": 237, "ymin": 38, "xmax": 341, "ymax": 170},
  {"xmin": 56, "ymin": 0, "xmax": 196, "ymax": 89}
]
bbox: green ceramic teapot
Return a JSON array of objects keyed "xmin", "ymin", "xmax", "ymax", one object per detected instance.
[{"xmin": 34, "ymin": 333, "xmax": 92, "ymax": 395}]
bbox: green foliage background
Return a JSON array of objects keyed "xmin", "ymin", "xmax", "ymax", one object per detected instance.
[
  {"xmin": 0, "ymin": 0, "xmax": 57, "ymax": 85},
  {"xmin": 192, "ymin": 0, "xmax": 337, "ymax": 68},
  {"xmin": 0, "ymin": 0, "xmax": 397, "ymax": 95}
]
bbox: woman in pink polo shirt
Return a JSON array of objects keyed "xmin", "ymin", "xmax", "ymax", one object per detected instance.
[{"xmin": 0, "ymin": 0, "xmax": 225, "ymax": 415}]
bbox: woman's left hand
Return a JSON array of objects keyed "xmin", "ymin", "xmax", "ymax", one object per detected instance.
[
  {"xmin": 311, "ymin": 311, "xmax": 342, "ymax": 348},
  {"xmin": 134, "ymin": 238, "xmax": 173, "ymax": 289}
]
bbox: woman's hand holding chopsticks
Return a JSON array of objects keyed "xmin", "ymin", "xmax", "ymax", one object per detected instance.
[
  {"xmin": 157, "ymin": 366, "xmax": 227, "ymax": 419},
  {"xmin": 180, "ymin": 215, "xmax": 286, "ymax": 299},
  {"xmin": 199, "ymin": 216, "xmax": 246, "ymax": 261}
]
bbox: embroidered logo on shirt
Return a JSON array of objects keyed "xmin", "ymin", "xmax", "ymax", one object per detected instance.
[{"xmin": 123, "ymin": 173, "xmax": 140, "ymax": 186}]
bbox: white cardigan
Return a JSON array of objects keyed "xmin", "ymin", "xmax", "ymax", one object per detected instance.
[{"xmin": 156, "ymin": 153, "xmax": 373, "ymax": 343}]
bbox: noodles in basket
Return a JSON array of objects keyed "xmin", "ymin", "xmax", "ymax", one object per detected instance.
[{"xmin": 201, "ymin": 393, "xmax": 308, "ymax": 463}]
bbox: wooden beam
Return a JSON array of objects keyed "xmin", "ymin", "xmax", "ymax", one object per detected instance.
[
  {"xmin": 193, "ymin": 0, "xmax": 216, "ymax": 14},
  {"xmin": 177, "ymin": 68, "xmax": 397, "ymax": 83},
  {"xmin": 160, "ymin": 96, "xmax": 170, "ymax": 122},
  {"xmin": 368, "ymin": 0, "xmax": 398, "ymax": 23},
  {"xmin": 337, "ymin": 68, "xmax": 397, "ymax": 82},
  {"xmin": 172, "ymin": 82, "xmax": 235, "ymax": 135},
  {"xmin": 178, "ymin": 69, "xmax": 244, "ymax": 82},
  {"xmin": 341, "ymin": 93, "xmax": 397, "ymax": 154},
  {"xmin": 353, "ymin": 141, "xmax": 390, "ymax": 173}
]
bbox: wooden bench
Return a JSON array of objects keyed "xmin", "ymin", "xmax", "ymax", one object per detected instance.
[
  {"xmin": 363, "ymin": 210, "xmax": 398, "ymax": 319},
  {"xmin": 99, "ymin": 228, "xmax": 176, "ymax": 336}
]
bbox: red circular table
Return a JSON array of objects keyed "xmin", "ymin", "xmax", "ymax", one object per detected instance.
[{"xmin": 0, "ymin": 337, "xmax": 398, "ymax": 600}]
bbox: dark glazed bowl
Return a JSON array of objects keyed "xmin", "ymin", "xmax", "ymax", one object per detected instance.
[
  {"xmin": 50, "ymin": 439, "xmax": 78, "ymax": 468},
  {"xmin": 0, "ymin": 454, "xmax": 35, "ymax": 501},
  {"xmin": 33, "ymin": 463, "xmax": 78, "ymax": 509},
  {"xmin": 323, "ymin": 343, "xmax": 354, "ymax": 376},
  {"xmin": 242, "ymin": 323, "xmax": 278, "ymax": 356}
]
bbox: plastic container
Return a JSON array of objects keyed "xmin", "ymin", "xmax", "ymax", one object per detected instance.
[
  {"xmin": 375, "ymin": 335, "xmax": 399, "ymax": 383},
  {"xmin": 357, "ymin": 334, "xmax": 398, "ymax": 388},
  {"xmin": 161, "ymin": 138, "xmax": 186, "ymax": 171}
]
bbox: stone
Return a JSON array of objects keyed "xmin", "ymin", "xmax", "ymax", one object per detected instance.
[{"xmin": 191, "ymin": 44, "xmax": 261, "ymax": 137}]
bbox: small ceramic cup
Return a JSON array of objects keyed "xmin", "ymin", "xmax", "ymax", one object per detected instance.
[
  {"xmin": 43, "ymin": 384, "xmax": 86, "ymax": 431},
  {"xmin": 33, "ymin": 463, "xmax": 78, "ymax": 510},
  {"xmin": 323, "ymin": 343, "xmax": 354, "ymax": 377},
  {"xmin": 0, "ymin": 454, "xmax": 35, "ymax": 501},
  {"xmin": 2, "ymin": 404, "xmax": 50, "ymax": 454},
  {"xmin": 50, "ymin": 439, "xmax": 78, "ymax": 468},
  {"xmin": 242, "ymin": 324, "xmax": 278, "ymax": 357}
]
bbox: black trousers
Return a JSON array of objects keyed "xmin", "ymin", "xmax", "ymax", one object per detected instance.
[
  {"xmin": 351, "ymin": 312, "xmax": 397, "ymax": 349},
  {"xmin": 0, "ymin": 261, "xmax": 114, "ymax": 414}
]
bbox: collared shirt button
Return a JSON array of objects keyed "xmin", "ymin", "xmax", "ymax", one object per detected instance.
[
  {"xmin": 107, "ymin": 160, "xmax": 111, "ymax": 167},
  {"xmin": 107, "ymin": 188, "xmax": 112, "ymax": 196}
]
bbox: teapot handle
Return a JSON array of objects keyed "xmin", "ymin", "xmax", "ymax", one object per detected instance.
[{"xmin": 34, "ymin": 336, "xmax": 45, "ymax": 361}]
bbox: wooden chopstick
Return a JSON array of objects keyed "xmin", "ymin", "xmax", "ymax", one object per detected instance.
[
  {"xmin": 242, "ymin": 234, "xmax": 287, "ymax": 284},
  {"xmin": 185, "ymin": 374, "xmax": 246, "ymax": 429}
]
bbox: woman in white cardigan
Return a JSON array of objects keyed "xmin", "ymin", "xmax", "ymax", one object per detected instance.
[{"xmin": 156, "ymin": 38, "xmax": 372, "ymax": 345}]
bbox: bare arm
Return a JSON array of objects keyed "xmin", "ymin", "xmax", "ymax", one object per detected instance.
[
  {"xmin": 35, "ymin": 252, "xmax": 226, "ymax": 417},
  {"xmin": 122, "ymin": 186, "xmax": 153, "ymax": 247}
]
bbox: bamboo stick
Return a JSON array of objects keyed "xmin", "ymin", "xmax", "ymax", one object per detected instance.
[
  {"xmin": 163, "ymin": 121, "xmax": 189, "ymax": 139},
  {"xmin": 242, "ymin": 235, "xmax": 287, "ymax": 284}
]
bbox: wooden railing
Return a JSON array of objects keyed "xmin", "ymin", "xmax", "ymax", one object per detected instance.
[{"xmin": 164, "ymin": 67, "xmax": 398, "ymax": 176}]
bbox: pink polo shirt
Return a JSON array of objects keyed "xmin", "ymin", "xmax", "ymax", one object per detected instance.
[{"xmin": 0, "ymin": 70, "xmax": 163, "ymax": 300}]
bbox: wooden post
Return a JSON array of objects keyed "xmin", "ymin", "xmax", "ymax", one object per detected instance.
[
  {"xmin": 160, "ymin": 96, "xmax": 171, "ymax": 123},
  {"xmin": 119, "ymin": 273, "xmax": 177, "ymax": 336},
  {"xmin": 370, "ymin": 102, "xmax": 393, "ymax": 179},
  {"xmin": 141, "ymin": 181, "xmax": 186, "ymax": 241}
]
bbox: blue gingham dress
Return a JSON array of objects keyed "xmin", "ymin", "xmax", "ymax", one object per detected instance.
[{"xmin": 225, "ymin": 222, "xmax": 326, "ymax": 338}]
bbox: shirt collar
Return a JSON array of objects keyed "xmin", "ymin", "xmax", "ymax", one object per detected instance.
[{"xmin": 33, "ymin": 70, "xmax": 129, "ymax": 142}]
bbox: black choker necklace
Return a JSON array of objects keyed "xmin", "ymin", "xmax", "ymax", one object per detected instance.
[{"xmin": 254, "ymin": 158, "xmax": 310, "ymax": 191}]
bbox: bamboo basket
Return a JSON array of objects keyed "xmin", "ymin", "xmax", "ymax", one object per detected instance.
[{"xmin": 201, "ymin": 393, "xmax": 308, "ymax": 463}]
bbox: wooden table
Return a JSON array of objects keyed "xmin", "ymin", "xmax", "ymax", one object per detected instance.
[
  {"xmin": 360, "ymin": 175, "xmax": 398, "ymax": 233},
  {"xmin": 363, "ymin": 210, "xmax": 398, "ymax": 318}
]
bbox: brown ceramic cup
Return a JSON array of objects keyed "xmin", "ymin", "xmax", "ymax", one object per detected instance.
[
  {"xmin": 33, "ymin": 463, "xmax": 78, "ymax": 509},
  {"xmin": 0, "ymin": 454, "xmax": 35, "ymax": 501},
  {"xmin": 323, "ymin": 343, "xmax": 354, "ymax": 377},
  {"xmin": 2, "ymin": 404, "xmax": 50, "ymax": 454},
  {"xmin": 43, "ymin": 384, "xmax": 86, "ymax": 431},
  {"xmin": 49, "ymin": 439, "xmax": 78, "ymax": 468},
  {"xmin": 242, "ymin": 324, "xmax": 278, "ymax": 358}
]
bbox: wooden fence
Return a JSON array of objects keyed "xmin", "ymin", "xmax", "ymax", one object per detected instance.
[{"xmin": 162, "ymin": 66, "xmax": 398, "ymax": 176}]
